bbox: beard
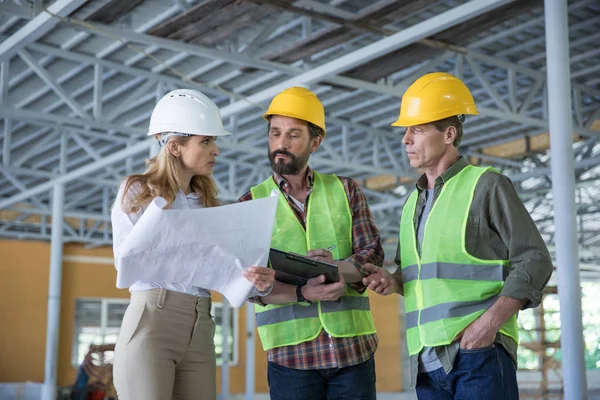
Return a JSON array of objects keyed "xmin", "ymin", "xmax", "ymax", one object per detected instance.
[{"xmin": 268, "ymin": 146, "xmax": 311, "ymax": 175}]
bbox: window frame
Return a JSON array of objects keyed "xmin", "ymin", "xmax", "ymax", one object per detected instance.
[
  {"xmin": 211, "ymin": 301, "xmax": 240, "ymax": 367},
  {"xmin": 71, "ymin": 297, "xmax": 129, "ymax": 367},
  {"xmin": 71, "ymin": 297, "xmax": 239, "ymax": 368}
]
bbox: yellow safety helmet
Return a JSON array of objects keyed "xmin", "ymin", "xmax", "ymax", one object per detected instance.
[
  {"xmin": 391, "ymin": 72, "xmax": 478, "ymax": 127},
  {"xmin": 263, "ymin": 86, "xmax": 326, "ymax": 138}
]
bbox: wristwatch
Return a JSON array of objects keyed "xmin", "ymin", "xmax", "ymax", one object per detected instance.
[{"xmin": 296, "ymin": 285, "xmax": 312, "ymax": 306}]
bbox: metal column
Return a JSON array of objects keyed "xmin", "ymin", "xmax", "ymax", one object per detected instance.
[
  {"xmin": 544, "ymin": 0, "xmax": 588, "ymax": 398},
  {"xmin": 41, "ymin": 182, "xmax": 65, "ymax": 400},
  {"xmin": 221, "ymin": 299, "xmax": 231, "ymax": 400},
  {"xmin": 245, "ymin": 302, "xmax": 255, "ymax": 400}
]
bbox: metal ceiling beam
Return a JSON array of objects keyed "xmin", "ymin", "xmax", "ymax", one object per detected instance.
[
  {"xmin": 467, "ymin": 49, "xmax": 600, "ymax": 98},
  {"xmin": 2, "ymin": 205, "xmax": 110, "ymax": 222},
  {"xmin": 8, "ymin": 38, "xmax": 222, "ymax": 99},
  {"xmin": 0, "ymin": 2, "xmax": 35, "ymax": 19},
  {"xmin": 1, "ymin": 169, "xmax": 48, "ymax": 210},
  {"xmin": 467, "ymin": 0, "xmax": 595, "ymax": 49},
  {"xmin": 0, "ymin": 140, "xmax": 150, "ymax": 210},
  {"xmin": 509, "ymin": 156, "xmax": 600, "ymax": 183},
  {"xmin": 13, "ymin": 127, "xmax": 57, "ymax": 167},
  {"xmin": 478, "ymin": 107, "xmax": 600, "ymax": 139},
  {"xmin": 18, "ymin": 49, "xmax": 90, "ymax": 119},
  {"xmin": 0, "ymin": 103, "xmax": 406, "ymax": 175},
  {"xmin": 1, "ymin": 166, "xmax": 117, "ymax": 188},
  {"xmin": 6, "ymin": 2, "xmax": 508, "ymax": 167},
  {"xmin": 0, "ymin": 0, "xmax": 572, "ymax": 212},
  {"xmin": 11, "ymin": 11, "xmax": 596, "ymax": 142},
  {"xmin": 4, "ymin": 3, "xmax": 181, "ymax": 89},
  {"xmin": 0, "ymin": 126, "xmax": 409, "ymax": 209},
  {"xmin": 219, "ymin": 0, "xmax": 514, "ymax": 117},
  {"xmin": 0, "ymin": 108, "xmax": 143, "ymax": 138},
  {"xmin": 0, "ymin": 229, "xmax": 108, "ymax": 245},
  {"xmin": 0, "ymin": 0, "xmax": 87, "ymax": 62},
  {"xmin": 56, "ymin": 19, "xmax": 403, "ymax": 97},
  {"xmin": 240, "ymin": 12, "xmax": 296, "ymax": 55}
]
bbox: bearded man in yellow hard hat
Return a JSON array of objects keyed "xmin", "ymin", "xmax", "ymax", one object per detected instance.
[
  {"xmin": 363, "ymin": 72, "xmax": 553, "ymax": 399},
  {"xmin": 238, "ymin": 86, "xmax": 384, "ymax": 400}
]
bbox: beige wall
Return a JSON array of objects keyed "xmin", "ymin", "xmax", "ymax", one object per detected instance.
[{"xmin": 0, "ymin": 239, "xmax": 402, "ymax": 392}]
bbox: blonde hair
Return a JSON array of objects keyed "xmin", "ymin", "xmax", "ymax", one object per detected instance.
[{"xmin": 120, "ymin": 136, "xmax": 219, "ymax": 213}]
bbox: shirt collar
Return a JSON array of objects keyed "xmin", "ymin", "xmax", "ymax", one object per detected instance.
[
  {"xmin": 178, "ymin": 189, "xmax": 200, "ymax": 200},
  {"xmin": 416, "ymin": 156, "xmax": 469, "ymax": 191},
  {"xmin": 272, "ymin": 166, "xmax": 314, "ymax": 193}
]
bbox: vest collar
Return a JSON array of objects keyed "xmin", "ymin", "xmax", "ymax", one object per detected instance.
[{"xmin": 272, "ymin": 167, "xmax": 314, "ymax": 194}]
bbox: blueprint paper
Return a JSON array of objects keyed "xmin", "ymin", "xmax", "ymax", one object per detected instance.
[{"xmin": 115, "ymin": 191, "xmax": 278, "ymax": 308}]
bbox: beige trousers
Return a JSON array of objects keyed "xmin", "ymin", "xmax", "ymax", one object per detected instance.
[{"xmin": 113, "ymin": 289, "xmax": 216, "ymax": 400}]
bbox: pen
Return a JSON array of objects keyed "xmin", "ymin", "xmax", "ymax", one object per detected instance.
[{"xmin": 325, "ymin": 245, "xmax": 337, "ymax": 252}]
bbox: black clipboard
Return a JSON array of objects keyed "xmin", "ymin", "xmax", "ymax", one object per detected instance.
[{"xmin": 269, "ymin": 248, "xmax": 339, "ymax": 286}]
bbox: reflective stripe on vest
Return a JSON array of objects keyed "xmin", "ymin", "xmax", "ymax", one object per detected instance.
[
  {"xmin": 399, "ymin": 165, "xmax": 519, "ymax": 356},
  {"xmin": 401, "ymin": 262, "xmax": 507, "ymax": 284},
  {"xmin": 251, "ymin": 172, "xmax": 376, "ymax": 350},
  {"xmin": 256, "ymin": 296, "xmax": 371, "ymax": 327},
  {"xmin": 405, "ymin": 296, "xmax": 499, "ymax": 328}
]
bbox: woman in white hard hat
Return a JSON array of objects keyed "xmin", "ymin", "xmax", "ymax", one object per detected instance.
[{"xmin": 110, "ymin": 89, "xmax": 275, "ymax": 400}]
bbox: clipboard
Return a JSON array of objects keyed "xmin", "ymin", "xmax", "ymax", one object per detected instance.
[{"xmin": 269, "ymin": 248, "xmax": 339, "ymax": 286}]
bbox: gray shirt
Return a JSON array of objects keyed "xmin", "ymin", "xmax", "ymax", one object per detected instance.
[
  {"xmin": 393, "ymin": 156, "xmax": 553, "ymax": 387},
  {"xmin": 416, "ymin": 189, "xmax": 444, "ymax": 373}
]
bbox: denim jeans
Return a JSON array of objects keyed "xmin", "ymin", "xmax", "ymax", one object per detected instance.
[
  {"xmin": 416, "ymin": 344, "xmax": 519, "ymax": 400},
  {"xmin": 267, "ymin": 357, "xmax": 376, "ymax": 400}
]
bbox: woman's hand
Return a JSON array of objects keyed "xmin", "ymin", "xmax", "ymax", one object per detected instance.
[{"xmin": 242, "ymin": 266, "xmax": 275, "ymax": 293}]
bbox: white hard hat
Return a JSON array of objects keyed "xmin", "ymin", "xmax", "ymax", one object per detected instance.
[{"xmin": 148, "ymin": 89, "xmax": 231, "ymax": 137}]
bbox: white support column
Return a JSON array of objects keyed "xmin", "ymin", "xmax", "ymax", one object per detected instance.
[
  {"xmin": 221, "ymin": 299, "xmax": 231, "ymax": 400},
  {"xmin": 41, "ymin": 182, "xmax": 65, "ymax": 400},
  {"xmin": 102, "ymin": 187, "xmax": 109, "ymax": 240},
  {"xmin": 544, "ymin": 1, "xmax": 588, "ymax": 399},
  {"xmin": 245, "ymin": 303, "xmax": 255, "ymax": 400},
  {"xmin": 0, "ymin": 60, "xmax": 10, "ymax": 166},
  {"xmin": 0, "ymin": 60, "xmax": 8, "ymax": 104},
  {"xmin": 93, "ymin": 64, "xmax": 102, "ymax": 120},
  {"xmin": 3, "ymin": 117, "xmax": 11, "ymax": 167}
]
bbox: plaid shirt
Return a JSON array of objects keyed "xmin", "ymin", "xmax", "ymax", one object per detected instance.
[{"xmin": 238, "ymin": 167, "xmax": 383, "ymax": 369}]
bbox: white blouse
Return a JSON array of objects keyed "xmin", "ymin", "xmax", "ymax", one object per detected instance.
[{"xmin": 111, "ymin": 182, "xmax": 210, "ymax": 297}]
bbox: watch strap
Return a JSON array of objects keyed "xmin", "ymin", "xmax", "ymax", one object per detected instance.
[{"xmin": 296, "ymin": 284, "xmax": 311, "ymax": 305}]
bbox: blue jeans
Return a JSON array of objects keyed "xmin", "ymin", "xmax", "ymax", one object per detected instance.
[
  {"xmin": 416, "ymin": 345, "xmax": 519, "ymax": 400},
  {"xmin": 267, "ymin": 358, "xmax": 376, "ymax": 400}
]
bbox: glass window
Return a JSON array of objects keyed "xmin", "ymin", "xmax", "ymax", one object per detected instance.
[
  {"xmin": 212, "ymin": 302, "xmax": 239, "ymax": 366},
  {"xmin": 518, "ymin": 283, "xmax": 600, "ymax": 370},
  {"xmin": 72, "ymin": 298, "xmax": 238, "ymax": 367},
  {"xmin": 72, "ymin": 298, "xmax": 128, "ymax": 367}
]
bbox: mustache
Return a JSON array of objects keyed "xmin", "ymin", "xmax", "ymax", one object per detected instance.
[{"xmin": 270, "ymin": 149, "xmax": 295, "ymax": 158}]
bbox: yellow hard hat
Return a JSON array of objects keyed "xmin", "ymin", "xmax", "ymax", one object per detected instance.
[
  {"xmin": 391, "ymin": 72, "xmax": 478, "ymax": 127},
  {"xmin": 263, "ymin": 86, "xmax": 326, "ymax": 138}
]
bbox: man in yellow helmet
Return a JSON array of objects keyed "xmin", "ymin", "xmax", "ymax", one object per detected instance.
[
  {"xmin": 364, "ymin": 73, "xmax": 553, "ymax": 399},
  {"xmin": 238, "ymin": 86, "xmax": 384, "ymax": 400}
]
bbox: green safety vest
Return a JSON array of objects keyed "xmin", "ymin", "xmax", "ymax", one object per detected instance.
[
  {"xmin": 399, "ymin": 165, "xmax": 519, "ymax": 356},
  {"xmin": 251, "ymin": 171, "xmax": 376, "ymax": 350}
]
